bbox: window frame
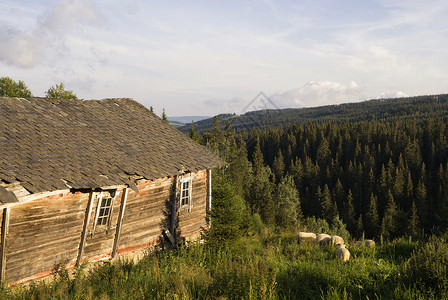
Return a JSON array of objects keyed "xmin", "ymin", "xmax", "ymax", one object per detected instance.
[
  {"xmin": 92, "ymin": 190, "xmax": 116, "ymax": 235},
  {"xmin": 179, "ymin": 176, "xmax": 193, "ymax": 212}
]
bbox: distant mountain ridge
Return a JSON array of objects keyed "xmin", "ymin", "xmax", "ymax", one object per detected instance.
[
  {"xmin": 168, "ymin": 115, "xmax": 210, "ymax": 124},
  {"xmin": 178, "ymin": 94, "xmax": 448, "ymax": 133}
]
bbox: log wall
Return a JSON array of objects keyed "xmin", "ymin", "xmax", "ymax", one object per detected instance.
[
  {"xmin": 2, "ymin": 169, "xmax": 209, "ymax": 284},
  {"xmin": 118, "ymin": 177, "xmax": 174, "ymax": 250},
  {"xmin": 178, "ymin": 170, "xmax": 208, "ymax": 238},
  {"xmin": 6, "ymin": 191, "xmax": 88, "ymax": 283},
  {"xmin": 80, "ymin": 189, "xmax": 123, "ymax": 261}
]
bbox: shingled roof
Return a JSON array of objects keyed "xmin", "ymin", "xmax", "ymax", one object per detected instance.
[{"xmin": 0, "ymin": 97, "xmax": 221, "ymax": 196}]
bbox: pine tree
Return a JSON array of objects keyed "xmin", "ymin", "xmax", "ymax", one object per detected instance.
[
  {"xmin": 381, "ymin": 190, "xmax": 398, "ymax": 240},
  {"xmin": 161, "ymin": 108, "xmax": 168, "ymax": 121},
  {"xmin": 356, "ymin": 214, "xmax": 364, "ymax": 239},
  {"xmin": 204, "ymin": 116, "xmax": 224, "ymax": 156},
  {"xmin": 207, "ymin": 175, "xmax": 246, "ymax": 244},
  {"xmin": 393, "ymin": 165, "xmax": 405, "ymax": 203},
  {"xmin": 344, "ymin": 189, "xmax": 356, "ymax": 235},
  {"xmin": 189, "ymin": 121, "xmax": 202, "ymax": 143},
  {"xmin": 333, "ymin": 179, "xmax": 345, "ymax": 214},
  {"xmin": 249, "ymin": 140, "xmax": 275, "ymax": 226},
  {"xmin": 365, "ymin": 193, "xmax": 380, "ymax": 239},
  {"xmin": 318, "ymin": 184, "xmax": 337, "ymax": 225},
  {"xmin": 404, "ymin": 170, "xmax": 414, "ymax": 208},
  {"xmin": 415, "ymin": 180, "xmax": 428, "ymax": 230},
  {"xmin": 408, "ymin": 200, "xmax": 420, "ymax": 239},
  {"xmin": 227, "ymin": 136, "xmax": 251, "ymax": 199},
  {"xmin": 272, "ymin": 149, "xmax": 285, "ymax": 182},
  {"xmin": 316, "ymin": 136, "xmax": 331, "ymax": 168},
  {"xmin": 275, "ymin": 175, "xmax": 303, "ymax": 228}
]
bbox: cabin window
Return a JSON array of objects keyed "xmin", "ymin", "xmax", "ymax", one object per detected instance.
[
  {"xmin": 97, "ymin": 196, "xmax": 113, "ymax": 226},
  {"xmin": 93, "ymin": 190, "xmax": 116, "ymax": 235},
  {"xmin": 180, "ymin": 176, "xmax": 193, "ymax": 211}
]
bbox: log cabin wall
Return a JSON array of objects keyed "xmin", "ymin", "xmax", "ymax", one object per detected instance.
[
  {"xmin": 117, "ymin": 176, "xmax": 174, "ymax": 252},
  {"xmin": 177, "ymin": 170, "xmax": 208, "ymax": 239},
  {"xmin": 6, "ymin": 191, "xmax": 88, "ymax": 283},
  {"xmin": 80, "ymin": 188, "xmax": 124, "ymax": 262},
  {"xmin": 1, "ymin": 169, "xmax": 209, "ymax": 284}
]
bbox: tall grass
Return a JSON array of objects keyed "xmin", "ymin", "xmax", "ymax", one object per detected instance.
[{"xmin": 2, "ymin": 230, "xmax": 448, "ymax": 299}]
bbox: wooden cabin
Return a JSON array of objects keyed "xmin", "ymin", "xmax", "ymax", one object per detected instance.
[{"xmin": 0, "ymin": 97, "xmax": 221, "ymax": 284}]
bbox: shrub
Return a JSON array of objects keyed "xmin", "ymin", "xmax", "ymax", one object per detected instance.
[{"xmin": 401, "ymin": 235, "xmax": 448, "ymax": 293}]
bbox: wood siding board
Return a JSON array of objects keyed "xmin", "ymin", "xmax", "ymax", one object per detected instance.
[
  {"xmin": 117, "ymin": 227, "xmax": 164, "ymax": 248},
  {"xmin": 124, "ymin": 197, "xmax": 169, "ymax": 213},
  {"xmin": 112, "ymin": 187, "xmax": 128, "ymax": 257},
  {"xmin": 170, "ymin": 175, "xmax": 179, "ymax": 242},
  {"xmin": 126, "ymin": 191, "xmax": 171, "ymax": 207},
  {"xmin": 207, "ymin": 169, "xmax": 212, "ymax": 215},
  {"xmin": 0, "ymin": 207, "xmax": 10, "ymax": 282},
  {"xmin": 9, "ymin": 200, "xmax": 87, "ymax": 223},
  {"xmin": 6, "ymin": 234, "xmax": 80, "ymax": 264},
  {"xmin": 77, "ymin": 191, "xmax": 95, "ymax": 266},
  {"xmin": 121, "ymin": 215, "xmax": 165, "ymax": 234},
  {"xmin": 6, "ymin": 222, "xmax": 83, "ymax": 251},
  {"xmin": 8, "ymin": 213, "xmax": 85, "ymax": 236}
]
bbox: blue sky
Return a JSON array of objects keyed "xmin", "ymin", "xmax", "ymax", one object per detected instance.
[{"xmin": 1, "ymin": 0, "xmax": 447, "ymax": 116}]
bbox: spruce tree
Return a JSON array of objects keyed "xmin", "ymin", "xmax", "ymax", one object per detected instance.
[
  {"xmin": 249, "ymin": 140, "xmax": 275, "ymax": 226},
  {"xmin": 227, "ymin": 136, "xmax": 251, "ymax": 199},
  {"xmin": 272, "ymin": 149, "xmax": 285, "ymax": 182},
  {"xmin": 161, "ymin": 108, "xmax": 168, "ymax": 121},
  {"xmin": 356, "ymin": 214, "xmax": 364, "ymax": 239},
  {"xmin": 344, "ymin": 189, "xmax": 356, "ymax": 235},
  {"xmin": 189, "ymin": 121, "xmax": 202, "ymax": 143},
  {"xmin": 365, "ymin": 193, "xmax": 380, "ymax": 238},
  {"xmin": 381, "ymin": 190, "xmax": 398, "ymax": 240},
  {"xmin": 318, "ymin": 184, "xmax": 337, "ymax": 225},
  {"xmin": 408, "ymin": 200, "xmax": 420, "ymax": 239},
  {"xmin": 207, "ymin": 175, "xmax": 246, "ymax": 244},
  {"xmin": 415, "ymin": 180, "xmax": 428, "ymax": 230},
  {"xmin": 275, "ymin": 175, "xmax": 303, "ymax": 228},
  {"xmin": 333, "ymin": 179, "xmax": 345, "ymax": 215}
]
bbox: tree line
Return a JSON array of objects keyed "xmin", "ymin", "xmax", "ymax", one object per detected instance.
[
  {"xmin": 199, "ymin": 106, "xmax": 448, "ymax": 243},
  {"xmin": 180, "ymin": 94, "xmax": 448, "ymax": 134}
]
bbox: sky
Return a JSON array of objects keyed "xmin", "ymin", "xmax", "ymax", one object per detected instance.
[{"xmin": 1, "ymin": 0, "xmax": 447, "ymax": 117}]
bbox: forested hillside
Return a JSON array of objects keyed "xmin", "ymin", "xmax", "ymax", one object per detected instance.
[
  {"xmin": 193, "ymin": 94, "xmax": 448, "ymax": 240},
  {"xmin": 180, "ymin": 94, "xmax": 448, "ymax": 133}
]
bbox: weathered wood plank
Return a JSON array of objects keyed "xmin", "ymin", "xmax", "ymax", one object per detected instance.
[
  {"xmin": 0, "ymin": 207, "xmax": 10, "ymax": 282},
  {"xmin": 7, "ymin": 222, "xmax": 83, "ymax": 252},
  {"xmin": 125, "ymin": 197, "xmax": 169, "ymax": 213},
  {"xmin": 112, "ymin": 188, "xmax": 128, "ymax": 258},
  {"xmin": 8, "ymin": 213, "xmax": 85, "ymax": 237},
  {"xmin": 77, "ymin": 191, "xmax": 95, "ymax": 266},
  {"xmin": 207, "ymin": 169, "xmax": 212, "ymax": 216},
  {"xmin": 118, "ymin": 227, "xmax": 164, "ymax": 248},
  {"xmin": 6, "ymin": 234, "xmax": 80, "ymax": 264},
  {"xmin": 9, "ymin": 201, "xmax": 87, "ymax": 225}
]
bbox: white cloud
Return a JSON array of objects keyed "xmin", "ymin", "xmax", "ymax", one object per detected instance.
[
  {"xmin": 379, "ymin": 91, "xmax": 409, "ymax": 99},
  {"xmin": 0, "ymin": 0, "xmax": 102, "ymax": 68},
  {"xmin": 270, "ymin": 81, "xmax": 366, "ymax": 108}
]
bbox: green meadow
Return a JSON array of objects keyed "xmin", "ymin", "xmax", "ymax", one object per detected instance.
[{"xmin": 2, "ymin": 228, "xmax": 448, "ymax": 299}]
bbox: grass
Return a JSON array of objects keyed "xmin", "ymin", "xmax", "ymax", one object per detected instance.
[{"xmin": 1, "ymin": 230, "xmax": 447, "ymax": 299}]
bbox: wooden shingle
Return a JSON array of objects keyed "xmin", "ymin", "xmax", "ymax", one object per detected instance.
[{"xmin": 0, "ymin": 97, "xmax": 221, "ymax": 194}]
